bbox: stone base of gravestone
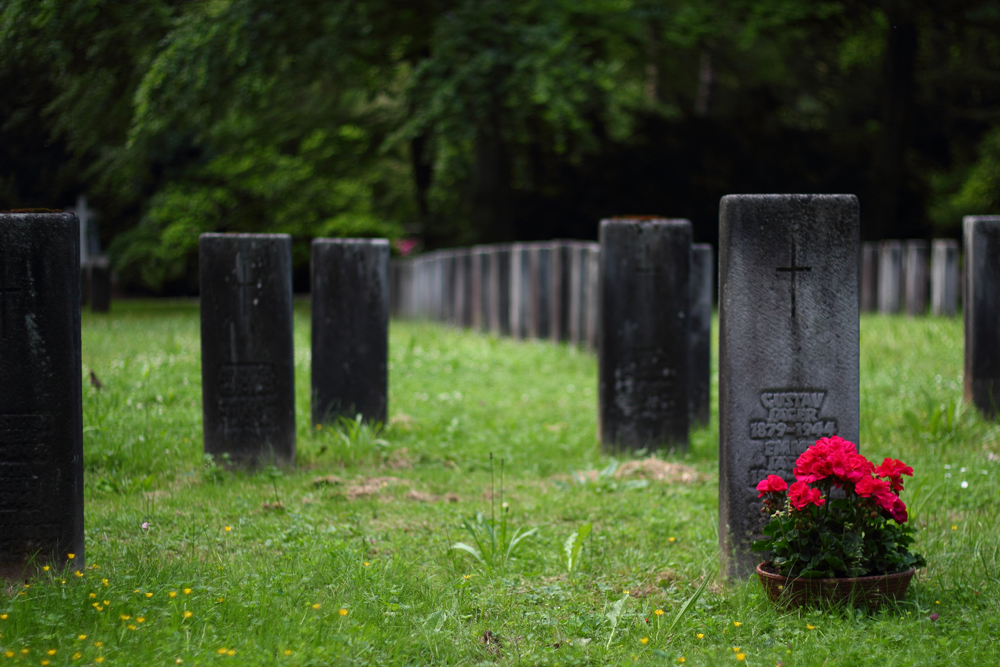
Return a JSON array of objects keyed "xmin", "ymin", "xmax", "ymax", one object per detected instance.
[
  {"xmin": 0, "ymin": 212, "xmax": 84, "ymax": 578},
  {"xmin": 200, "ymin": 233, "xmax": 296, "ymax": 465},
  {"xmin": 311, "ymin": 239, "xmax": 389, "ymax": 425},
  {"xmin": 599, "ymin": 218, "xmax": 691, "ymax": 452},
  {"xmin": 690, "ymin": 244, "xmax": 713, "ymax": 428},
  {"xmin": 964, "ymin": 216, "xmax": 1000, "ymax": 419},
  {"xmin": 89, "ymin": 255, "xmax": 111, "ymax": 313},
  {"xmin": 719, "ymin": 194, "xmax": 859, "ymax": 578}
]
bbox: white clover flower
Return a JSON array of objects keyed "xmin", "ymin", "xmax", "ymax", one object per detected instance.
[{"xmin": 961, "ymin": 481, "xmax": 969, "ymax": 489}]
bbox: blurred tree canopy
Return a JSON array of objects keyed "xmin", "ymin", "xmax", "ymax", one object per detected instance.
[{"xmin": 2, "ymin": 0, "xmax": 1000, "ymax": 293}]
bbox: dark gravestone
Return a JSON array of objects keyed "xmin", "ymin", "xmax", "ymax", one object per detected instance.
[
  {"xmin": 878, "ymin": 240, "xmax": 902, "ymax": 314},
  {"xmin": 440, "ymin": 251, "xmax": 456, "ymax": 324},
  {"xmin": 860, "ymin": 242, "xmax": 878, "ymax": 313},
  {"xmin": 490, "ymin": 245, "xmax": 512, "ymax": 336},
  {"xmin": 471, "ymin": 246, "xmax": 490, "ymax": 332},
  {"xmin": 453, "ymin": 249, "xmax": 473, "ymax": 328},
  {"xmin": 931, "ymin": 239, "xmax": 960, "ymax": 317},
  {"xmin": 199, "ymin": 234, "xmax": 295, "ymax": 465},
  {"xmin": 550, "ymin": 242, "xmax": 572, "ymax": 343},
  {"xmin": 510, "ymin": 244, "xmax": 531, "ymax": 340},
  {"xmin": 529, "ymin": 243, "xmax": 553, "ymax": 339},
  {"xmin": 718, "ymin": 194, "xmax": 859, "ymax": 577},
  {"xmin": 311, "ymin": 239, "xmax": 388, "ymax": 425},
  {"xmin": 964, "ymin": 216, "xmax": 1000, "ymax": 418},
  {"xmin": 0, "ymin": 212, "xmax": 84, "ymax": 578},
  {"xmin": 903, "ymin": 240, "xmax": 928, "ymax": 316},
  {"xmin": 599, "ymin": 218, "xmax": 691, "ymax": 452},
  {"xmin": 690, "ymin": 243, "xmax": 714, "ymax": 428},
  {"xmin": 89, "ymin": 255, "xmax": 111, "ymax": 313}
]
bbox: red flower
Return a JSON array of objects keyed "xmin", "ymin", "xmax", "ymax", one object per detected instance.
[
  {"xmin": 872, "ymin": 491, "xmax": 908, "ymax": 523},
  {"xmin": 854, "ymin": 475, "xmax": 891, "ymax": 498},
  {"xmin": 788, "ymin": 481, "xmax": 825, "ymax": 510},
  {"xmin": 875, "ymin": 458, "xmax": 914, "ymax": 491},
  {"xmin": 793, "ymin": 436, "xmax": 873, "ymax": 486},
  {"xmin": 756, "ymin": 475, "xmax": 788, "ymax": 497}
]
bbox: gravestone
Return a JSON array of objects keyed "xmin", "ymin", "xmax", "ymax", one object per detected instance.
[
  {"xmin": 964, "ymin": 216, "xmax": 1000, "ymax": 419},
  {"xmin": 931, "ymin": 239, "xmax": 960, "ymax": 316},
  {"xmin": 489, "ymin": 245, "xmax": 512, "ymax": 336},
  {"xmin": 471, "ymin": 246, "xmax": 490, "ymax": 332},
  {"xmin": 569, "ymin": 242, "xmax": 599, "ymax": 348},
  {"xmin": 89, "ymin": 255, "xmax": 111, "ymax": 313},
  {"xmin": 860, "ymin": 242, "xmax": 878, "ymax": 312},
  {"xmin": 718, "ymin": 194, "xmax": 859, "ymax": 578},
  {"xmin": 453, "ymin": 249, "xmax": 473, "ymax": 328},
  {"xmin": 550, "ymin": 242, "xmax": 572, "ymax": 343},
  {"xmin": 878, "ymin": 240, "xmax": 902, "ymax": 314},
  {"xmin": 690, "ymin": 243, "xmax": 714, "ymax": 428},
  {"xmin": 311, "ymin": 239, "xmax": 388, "ymax": 425},
  {"xmin": 529, "ymin": 243, "xmax": 553, "ymax": 339},
  {"xmin": 903, "ymin": 240, "xmax": 928, "ymax": 316},
  {"xmin": 199, "ymin": 233, "xmax": 295, "ymax": 465},
  {"xmin": 510, "ymin": 243, "xmax": 531, "ymax": 340},
  {"xmin": 599, "ymin": 218, "xmax": 691, "ymax": 452},
  {"xmin": 585, "ymin": 244, "xmax": 601, "ymax": 350},
  {"xmin": 0, "ymin": 212, "xmax": 84, "ymax": 578}
]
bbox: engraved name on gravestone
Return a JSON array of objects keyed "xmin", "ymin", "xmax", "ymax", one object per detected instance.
[
  {"xmin": 719, "ymin": 195, "xmax": 859, "ymax": 578},
  {"xmin": 0, "ymin": 212, "xmax": 84, "ymax": 579},
  {"xmin": 311, "ymin": 239, "xmax": 388, "ymax": 425},
  {"xmin": 200, "ymin": 234, "xmax": 295, "ymax": 464},
  {"xmin": 599, "ymin": 219, "xmax": 691, "ymax": 452},
  {"xmin": 690, "ymin": 244, "xmax": 713, "ymax": 428},
  {"xmin": 964, "ymin": 216, "xmax": 1000, "ymax": 419}
]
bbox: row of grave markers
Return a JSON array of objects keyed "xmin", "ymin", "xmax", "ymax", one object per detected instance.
[
  {"xmin": 1, "ymin": 207, "xmax": 999, "ymax": 581},
  {"xmin": 860, "ymin": 239, "xmax": 961, "ymax": 316}
]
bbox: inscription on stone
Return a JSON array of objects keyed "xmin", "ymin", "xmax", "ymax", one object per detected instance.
[{"xmin": 745, "ymin": 390, "xmax": 838, "ymax": 487}]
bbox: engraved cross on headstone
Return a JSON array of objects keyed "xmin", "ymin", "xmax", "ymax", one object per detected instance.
[
  {"xmin": 0, "ymin": 248, "xmax": 21, "ymax": 339},
  {"xmin": 234, "ymin": 254, "xmax": 254, "ymax": 315},
  {"xmin": 775, "ymin": 240, "xmax": 811, "ymax": 318}
]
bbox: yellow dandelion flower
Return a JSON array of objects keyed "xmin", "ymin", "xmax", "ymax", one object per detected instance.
[
  {"xmin": 19, "ymin": 650, "xmax": 28, "ymax": 655},
  {"xmin": 91, "ymin": 564, "xmax": 98, "ymax": 569},
  {"xmin": 224, "ymin": 526, "xmax": 231, "ymax": 532},
  {"xmin": 678, "ymin": 659, "xmax": 686, "ymax": 664},
  {"xmin": 183, "ymin": 611, "xmax": 193, "ymax": 619},
  {"xmin": 175, "ymin": 659, "xmax": 183, "ymax": 665},
  {"xmin": 283, "ymin": 650, "xmax": 292, "ymax": 656},
  {"xmin": 93, "ymin": 643, "xmax": 102, "ymax": 648},
  {"xmin": 183, "ymin": 588, "xmax": 192, "ymax": 595},
  {"xmin": 311, "ymin": 604, "xmax": 321, "ymax": 610},
  {"xmin": 696, "ymin": 634, "xmax": 704, "ymax": 639},
  {"xmin": 654, "ymin": 609, "xmax": 664, "ymax": 616},
  {"xmin": 3, "ymin": 652, "xmax": 12, "ymax": 658},
  {"xmin": 0, "ymin": 615, "xmax": 6, "ymax": 620},
  {"xmin": 338, "ymin": 608, "xmax": 348, "ymax": 616},
  {"xmin": 136, "ymin": 617, "xmax": 145, "ymax": 623},
  {"xmin": 935, "ymin": 600, "xmax": 940, "ymax": 604},
  {"xmin": 640, "ymin": 637, "xmax": 649, "ymax": 645},
  {"xmin": 102, "ymin": 579, "xmax": 108, "ymax": 587},
  {"xmin": 226, "ymin": 650, "xmax": 235, "ymax": 656},
  {"xmin": 72, "ymin": 653, "xmax": 82, "ymax": 660},
  {"xmin": 102, "ymin": 601, "xmax": 109, "ymax": 606},
  {"xmin": 40, "ymin": 661, "xmax": 49, "ymax": 666},
  {"xmin": 363, "ymin": 562, "xmax": 370, "ymax": 567},
  {"xmin": 951, "ymin": 525, "xmax": 957, "ymax": 530},
  {"xmin": 736, "ymin": 653, "xmax": 746, "ymax": 662},
  {"xmin": 217, "ymin": 649, "xmax": 228, "ymax": 655},
  {"xmin": 169, "ymin": 592, "xmax": 177, "ymax": 598},
  {"xmin": 217, "ymin": 597, "xmax": 225, "ymax": 603},
  {"xmin": 120, "ymin": 615, "xmax": 130, "ymax": 620},
  {"xmin": 133, "ymin": 589, "xmax": 140, "ymax": 594},
  {"xmin": 145, "ymin": 593, "xmax": 153, "ymax": 598},
  {"xmin": 46, "ymin": 650, "xmax": 56, "ymax": 655},
  {"xmin": 77, "ymin": 636, "xmax": 86, "ymax": 641},
  {"xmin": 733, "ymin": 647, "xmax": 741, "ymax": 652},
  {"xmin": 94, "ymin": 605, "xmax": 104, "ymax": 611},
  {"xmin": 67, "ymin": 554, "xmax": 75, "ymax": 560},
  {"xmin": 463, "ymin": 575, "xmax": 471, "ymax": 580},
  {"xmin": 806, "ymin": 624, "xmax": 816, "ymax": 630},
  {"xmin": 623, "ymin": 589, "xmax": 630, "ymax": 595},
  {"xmin": 127, "ymin": 624, "xmax": 137, "ymax": 630},
  {"xmin": 73, "ymin": 571, "xmax": 82, "ymax": 577},
  {"xmin": 42, "ymin": 566, "xmax": 49, "ymax": 572},
  {"xmin": 95, "ymin": 658, "xmax": 104, "ymax": 664},
  {"xmin": 733, "ymin": 621, "xmax": 741, "ymax": 627},
  {"xmin": 668, "ymin": 537, "xmax": 676, "ymax": 542},
  {"xmin": 23, "ymin": 584, "xmax": 29, "ymax": 588},
  {"xmin": 89, "ymin": 593, "xmax": 96, "ymax": 599}
]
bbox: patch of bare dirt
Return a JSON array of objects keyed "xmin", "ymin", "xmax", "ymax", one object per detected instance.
[
  {"xmin": 311, "ymin": 475, "xmax": 409, "ymax": 500},
  {"xmin": 615, "ymin": 459, "xmax": 700, "ymax": 483},
  {"xmin": 405, "ymin": 490, "xmax": 460, "ymax": 503},
  {"xmin": 389, "ymin": 414, "xmax": 415, "ymax": 430},
  {"xmin": 384, "ymin": 447, "xmax": 413, "ymax": 469}
]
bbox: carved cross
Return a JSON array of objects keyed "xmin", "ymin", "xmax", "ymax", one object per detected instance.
[{"xmin": 775, "ymin": 241, "xmax": 811, "ymax": 318}]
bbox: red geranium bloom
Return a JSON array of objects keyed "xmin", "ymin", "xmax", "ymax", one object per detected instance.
[
  {"xmin": 788, "ymin": 481, "xmax": 825, "ymax": 510},
  {"xmin": 793, "ymin": 436, "xmax": 868, "ymax": 485},
  {"xmin": 875, "ymin": 458, "xmax": 914, "ymax": 491},
  {"xmin": 854, "ymin": 475, "xmax": 891, "ymax": 498},
  {"xmin": 756, "ymin": 475, "xmax": 788, "ymax": 497}
]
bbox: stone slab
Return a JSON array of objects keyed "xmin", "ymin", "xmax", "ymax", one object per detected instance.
[
  {"xmin": 690, "ymin": 243, "xmax": 714, "ymax": 428},
  {"xmin": 510, "ymin": 243, "xmax": 531, "ymax": 340},
  {"xmin": 718, "ymin": 194, "xmax": 859, "ymax": 578},
  {"xmin": 490, "ymin": 245, "xmax": 512, "ymax": 336},
  {"xmin": 931, "ymin": 239, "xmax": 959, "ymax": 317},
  {"xmin": 878, "ymin": 240, "xmax": 902, "ymax": 314},
  {"xmin": 453, "ymin": 249, "xmax": 473, "ymax": 328},
  {"xmin": 904, "ymin": 240, "xmax": 928, "ymax": 316},
  {"xmin": 311, "ymin": 239, "xmax": 388, "ymax": 426},
  {"xmin": 599, "ymin": 218, "xmax": 691, "ymax": 452},
  {"xmin": 860, "ymin": 242, "xmax": 878, "ymax": 313},
  {"xmin": 199, "ymin": 233, "xmax": 296, "ymax": 465},
  {"xmin": 964, "ymin": 216, "xmax": 1000, "ymax": 418},
  {"xmin": 0, "ymin": 212, "xmax": 84, "ymax": 578},
  {"xmin": 529, "ymin": 243, "xmax": 553, "ymax": 339},
  {"xmin": 471, "ymin": 246, "xmax": 489, "ymax": 332},
  {"xmin": 550, "ymin": 242, "xmax": 572, "ymax": 343}
]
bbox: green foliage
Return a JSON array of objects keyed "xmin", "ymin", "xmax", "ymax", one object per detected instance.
[
  {"xmin": 931, "ymin": 125, "xmax": 1000, "ymax": 227},
  {"xmin": 563, "ymin": 522, "xmax": 592, "ymax": 573}
]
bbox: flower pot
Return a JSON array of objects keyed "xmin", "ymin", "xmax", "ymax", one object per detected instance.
[{"xmin": 756, "ymin": 562, "xmax": 916, "ymax": 609}]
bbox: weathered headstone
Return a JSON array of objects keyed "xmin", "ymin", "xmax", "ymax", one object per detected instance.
[
  {"xmin": 510, "ymin": 243, "xmax": 531, "ymax": 340},
  {"xmin": 931, "ymin": 239, "xmax": 960, "ymax": 317},
  {"xmin": 89, "ymin": 255, "xmax": 111, "ymax": 313},
  {"xmin": 690, "ymin": 243, "xmax": 714, "ymax": 428},
  {"xmin": 529, "ymin": 243, "xmax": 553, "ymax": 340},
  {"xmin": 0, "ymin": 212, "xmax": 84, "ymax": 578},
  {"xmin": 453, "ymin": 249, "xmax": 473, "ymax": 328},
  {"xmin": 471, "ymin": 246, "xmax": 489, "ymax": 332},
  {"xmin": 719, "ymin": 194, "xmax": 859, "ymax": 577},
  {"xmin": 903, "ymin": 240, "xmax": 928, "ymax": 316},
  {"xmin": 550, "ymin": 242, "xmax": 572, "ymax": 343},
  {"xmin": 489, "ymin": 245, "xmax": 512, "ymax": 336},
  {"xmin": 878, "ymin": 240, "xmax": 902, "ymax": 314},
  {"xmin": 585, "ymin": 244, "xmax": 601, "ymax": 350},
  {"xmin": 569, "ymin": 242, "xmax": 598, "ymax": 348},
  {"xmin": 199, "ymin": 233, "xmax": 295, "ymax": 465},
  {"xmin": 599, "ymin": 218, "xmax": 691, "ymax": 452},
  {"xmin": 311, "ymin": 239, "xmax": 388, "ymax": 426},
  {"xmin": 964, "ymin": 216, "xmax": 1000, "ymax": 418},
  {"xmin": 860, "ymin": 242, "xmax": 878, "ymax": 313}
]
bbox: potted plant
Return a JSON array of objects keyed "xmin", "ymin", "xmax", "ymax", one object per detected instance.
[{"xmin": 752, "ymin": 436, "xmax": 925, "ymax": 608}]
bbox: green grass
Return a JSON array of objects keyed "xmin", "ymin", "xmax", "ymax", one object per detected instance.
[{"xmin": 2, "ymin": 301, "xmax": 999, "ymax": 666}]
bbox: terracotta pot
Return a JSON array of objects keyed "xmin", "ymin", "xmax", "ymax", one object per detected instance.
[{"xmin": 756, "ymin": 562, "xmax": 916, "ymax": 608}]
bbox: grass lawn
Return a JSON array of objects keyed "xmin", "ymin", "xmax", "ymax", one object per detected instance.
[{"xmin": 2, "ymin": 300, "xmax": 999, "ymax": 666}]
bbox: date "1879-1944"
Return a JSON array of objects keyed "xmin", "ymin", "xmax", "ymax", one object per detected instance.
[{"xmin": 749, "ymin": 420, "xmax": 837, "ymax": 439}]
